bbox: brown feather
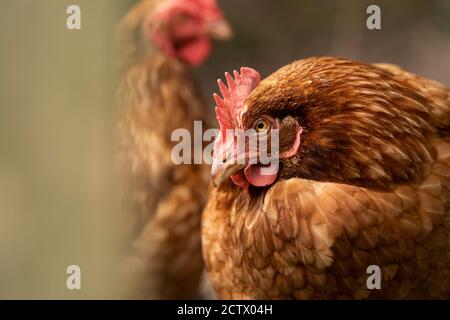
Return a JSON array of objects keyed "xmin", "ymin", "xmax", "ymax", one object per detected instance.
[
  {"xmin": 117, "ymin": 0, "xmax": 213, "ymax": 299},
  {"xmin": 202, "ymin": 57, "xmax": 450, "ymax": 299}
]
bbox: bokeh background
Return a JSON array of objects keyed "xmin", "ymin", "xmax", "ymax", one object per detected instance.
[
  {"xmin": 0, "ymin": 0, "xmax": 449, "ymax": 299},
  {"xmin": 198, "ymin": 0, "xmax": 450, "ymax": 106}
]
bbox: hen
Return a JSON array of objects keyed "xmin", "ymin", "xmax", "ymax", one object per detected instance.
[
  {"xmin": 202, "ymin": 57, "xmax": 450, "ymax": 299},
  {"xmin": 116, "ymin": 0, "xmax": 231, "ymax": 299}
]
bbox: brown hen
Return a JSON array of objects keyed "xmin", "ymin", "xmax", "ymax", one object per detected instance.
[
  {"xmin": 202, "ymin": 57, "xmax": 450, "ymax": 299},
  {"xmin": 116, "ymin": 0, "xmax": 231, "ymax": 299}
]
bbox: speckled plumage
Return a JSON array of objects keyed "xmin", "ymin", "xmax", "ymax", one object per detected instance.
[{"xmin": 202, "ymin": 57, "xmax": 450, "ymax": 299}]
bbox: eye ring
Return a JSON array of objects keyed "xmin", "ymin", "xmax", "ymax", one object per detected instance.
[{"xmin": 253, "ymin": 118, "xmax": 270, "ymax": 132}]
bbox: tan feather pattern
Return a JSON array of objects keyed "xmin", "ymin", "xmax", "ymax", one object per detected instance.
[
  {"xmin": 203, "ymin": 142, "xmax": 450, "ymax": 298},
  {"xmin": 202, "ymin": 57, "xmax": 450, "ymax": 299},
  {"xmin": 375, "ymin": 63, "xmax": 450, "ymax": 132}
]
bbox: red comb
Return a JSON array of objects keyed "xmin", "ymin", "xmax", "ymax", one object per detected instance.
[
  {"xmin": 214, "ymin": 67, "xmax": 261, "ymax": 134},
  {"xmin": 179, "ymin": 0, "xmax": 220, "ymax": 12},
  {"xmin": 192, "ymin": 0, "xmax": 217, "ymax": 6},
  {"xmin": 166, "ymin": 0, "xmax": 222, "ymax": 21}
]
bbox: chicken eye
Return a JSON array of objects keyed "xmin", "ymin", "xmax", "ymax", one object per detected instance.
[
  {"xmin": 173, "ymin": 13, "xmax": 190, "ymax": 25},
  {"xmin": 254, "ymin": 119, "xmax": 270, "ymax": 132}
]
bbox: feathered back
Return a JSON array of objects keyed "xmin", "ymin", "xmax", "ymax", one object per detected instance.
[
  {"xmin": 375, "ymin": 63, "xmax": 450, "ymax": 134},
  {"xmin": 241, "ymin": 57, "xmax": 440, "ymax": 190}
]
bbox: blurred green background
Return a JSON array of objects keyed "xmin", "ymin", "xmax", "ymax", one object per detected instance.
[
  {"xmin": 198, "ymin": 0, "xmax": 450, "ymax": 105},
  {"xmin": 0, "ymin": 0, "xmax": 449, "ymax": 299},
  {"xmin": 0, "ymin": 0, "xmax": 132, "ymax": 299}
]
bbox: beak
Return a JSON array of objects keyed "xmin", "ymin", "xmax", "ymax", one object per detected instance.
[
  {"xmin": 205, "ymin": 20, "xmax": 233, "ymax": 41},
  {"xmin": 211, "ymin": 162, "xmax": 245, "ymax": 188}
]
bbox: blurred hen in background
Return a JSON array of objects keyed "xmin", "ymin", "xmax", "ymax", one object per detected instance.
[{"xmin": 116, "ymin": 0, "xmax": 232, "ymax": 299}]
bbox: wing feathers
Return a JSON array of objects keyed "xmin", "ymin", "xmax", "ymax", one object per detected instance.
[{"xmin": 202, "ymin": 139, "xmax": 450, "ymax": 298}]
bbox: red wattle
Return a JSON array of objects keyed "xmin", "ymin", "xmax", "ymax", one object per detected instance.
[
  {"xmin": 244, "ymin": 164, "xmax": 278, "ymax": 187},
  {"xmin": 177, "ymin": 37, "xmax": 211, "ymax": 66},
  {"xmin": 231, "ymin": 174, "xmax": 249, "ymax": 192}
]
